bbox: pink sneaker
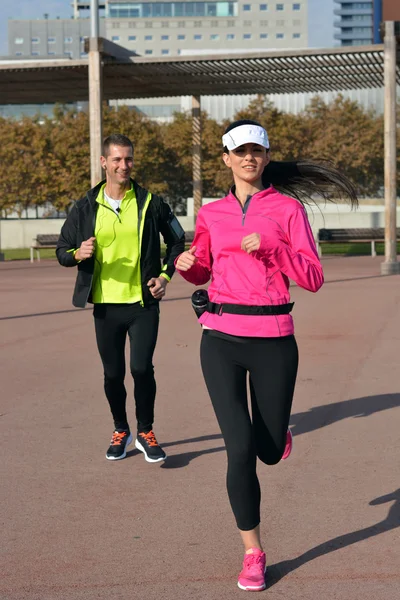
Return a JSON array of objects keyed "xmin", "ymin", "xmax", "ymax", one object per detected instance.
[
  {"xmin": 237, "ymin": 548, "xmax": 266, "ymax": 591},
  {"xmin": 281, "ymin": 429, "xmax": 292, "ymax": 460}
]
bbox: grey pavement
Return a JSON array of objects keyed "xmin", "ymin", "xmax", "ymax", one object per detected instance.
[{"xmin": 0, "ymin": 256, "xmax": 399, "ymax": 600}]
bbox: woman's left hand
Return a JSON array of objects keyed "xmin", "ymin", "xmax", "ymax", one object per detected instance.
[{"xmin": 241, "ymin": 233, "xmax": 261, "ymax": 254}]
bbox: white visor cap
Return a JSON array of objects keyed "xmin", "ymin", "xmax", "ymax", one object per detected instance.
[{"xmin": 222, "ymin": 124, "xmax": 270, "ymax": 151}]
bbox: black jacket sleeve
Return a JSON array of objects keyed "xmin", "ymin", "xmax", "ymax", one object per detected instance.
[
  {"xmin": 56, "ymin": 204, "xmax": 80, "ymax": 267},
  {"xmin": 157, "ymin": 197, "xmax": 185, "ymax": 280}
]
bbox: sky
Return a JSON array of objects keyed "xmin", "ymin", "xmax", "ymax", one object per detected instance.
[{"xmin": 0, "ymin": 0, "xmax": 336, "ymax": 57}]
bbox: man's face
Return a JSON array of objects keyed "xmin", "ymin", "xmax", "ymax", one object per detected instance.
[{"xmin": 101, "ymin": 144, "xmax": 134, "ymax": 186}]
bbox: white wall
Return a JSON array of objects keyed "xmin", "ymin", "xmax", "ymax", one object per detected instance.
[{"xmin": 0, "ymin": 219, "xmax": 63, "ymax": 250}]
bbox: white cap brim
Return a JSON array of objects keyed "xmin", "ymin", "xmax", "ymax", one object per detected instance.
[{"xmin": 222, "ymin": 124, "xmax": 270, "ymax": 151}]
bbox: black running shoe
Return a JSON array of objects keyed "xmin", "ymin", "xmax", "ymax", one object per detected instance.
[
  {"xmin": 135, "ymin": 430, "xmax": 167, "ymax": 463},
  {"xmin": 106, "ymin": 430, "xmax": 133, "ymax": 461}
]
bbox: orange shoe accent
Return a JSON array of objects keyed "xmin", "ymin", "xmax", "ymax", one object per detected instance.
[
  {"xmin": 110, "ymin": 431, "xmax": 129, "ymax": 446},
  {"xmin": 138, "ymin": 431, "xmax": 158, "ymax": 447}
]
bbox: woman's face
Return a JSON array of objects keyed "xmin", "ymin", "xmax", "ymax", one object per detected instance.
[{"xmin": 222, "ymin": 143, "xmax": 270, "ymax": 186}]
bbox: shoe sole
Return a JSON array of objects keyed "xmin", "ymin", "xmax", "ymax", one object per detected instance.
[
  {"xmin": 281, "ymin": 429, "xmax": 293, "ymax": 461},
  {"xmin": 105, "ymin": 433, "xmax": 133, "ymax": 461},
  {"xmin": 237, "ymin": 566, "xmax": 267, "ymax": 591},
  {"xmin": 135, "ymin": 439, "xmax": 167, "ymax": 463}
]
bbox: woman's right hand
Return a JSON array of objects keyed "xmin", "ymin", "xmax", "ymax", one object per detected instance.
[{"xmin": 176, "ymin": 246, "xmax": 197, "ymax": 271}]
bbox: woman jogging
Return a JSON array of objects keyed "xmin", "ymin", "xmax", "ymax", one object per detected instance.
[{"xmin": 175, "ymin": 119, "xmax": 357, "ymax": 591}]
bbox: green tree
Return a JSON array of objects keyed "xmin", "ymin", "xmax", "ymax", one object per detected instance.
[
  {"xmin": 0, "ymin": 116, "xmax": 53, "ymax": 216},
  {"xmin": 49, "ymin": 106, "xmax": 90, "ymax": 211}
]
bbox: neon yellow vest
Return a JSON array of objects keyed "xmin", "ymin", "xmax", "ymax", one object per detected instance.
[{"xmin": 92, "ymin": 184, "xmax": 143, "ymax": 304}]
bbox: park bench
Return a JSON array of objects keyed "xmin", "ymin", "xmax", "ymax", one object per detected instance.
[
  {"xmin": 316, "ymin": 228, "xmax": 400, "ymax": 257},
  {"xmin": 30, "ymin": 234, "xmax": 59, "ymax": 263}
]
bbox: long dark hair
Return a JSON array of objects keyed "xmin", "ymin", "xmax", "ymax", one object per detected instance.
[{"xmin": 224, "ymin": 119, "xmax": 358, "ymax": 209}]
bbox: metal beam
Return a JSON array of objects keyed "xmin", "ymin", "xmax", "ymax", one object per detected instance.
[
  {"xmin": 89, "ymin": 0, "xmax": 103, "ymax": 187},
  {"xmin": 192, "ymin": 96, "xmax": 203, "ymax": 223},
  {"xmin": 381, "ymin": 22, "xmax": 400, "ymax": 275}
]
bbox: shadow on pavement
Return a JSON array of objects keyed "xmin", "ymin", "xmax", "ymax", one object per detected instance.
[
  {"xmin": 266, "ymin": 488, "xmax": 400, "ymax": 588},
  {"xmin": 125, "ymin": 394, "xmax": 400, "ymax": 468},
  {"xmin": 290, "ymin": 393, "xmax": 400, "ymax": 437},
  {"xmin": 124, "ymin": 433, "xmax": 225, "ymax": 467}
]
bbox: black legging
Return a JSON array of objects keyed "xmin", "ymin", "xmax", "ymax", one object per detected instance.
[
  {"xmin": 93, "ymin": 303, "xmax": 159, "ymax": 433},
  {"xmin": 200, "ymin": 330, "xmax": 298, "ymax": 531}
]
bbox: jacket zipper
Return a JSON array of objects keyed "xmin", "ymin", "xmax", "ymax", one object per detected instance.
[
  {"xmin": 235, "ymin": 195, "xmax": 252, "ymax": 226},
  {"xmin": 137, "ymin": 192, "xmax": 152, "ymax": 306}
]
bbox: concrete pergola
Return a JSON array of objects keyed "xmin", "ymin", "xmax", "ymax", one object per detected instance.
[{"xmin": 0, "ymin": 8, "xmax": 398, "ymax": 273}]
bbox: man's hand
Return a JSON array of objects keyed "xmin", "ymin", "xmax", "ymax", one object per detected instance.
[
  {"xmin": 75, "ymin": 237, "xmax": 96, "ymax": 261},
  {"xmin": 241, "ymin": 233, "xmax": 261, "ymax": 254},
  {"xmin": 147, "ymin": 276, "xmax": 168, "ymax": 300},
  {"xmin": 175, "ymin": 246, "xmax": 197, "ymax": 271}
]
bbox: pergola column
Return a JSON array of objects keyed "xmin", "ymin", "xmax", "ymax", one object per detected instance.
[
  {"xmin": 381, "ymin": 21, "xmax": 399, "ymax": 275},
  {"xmin": 89, "ymin": 0, "xmax": 103, "ymax": 187},
  {"xmin": 192, "ymin": 95, "xmax": 203, "ymax": 222}
]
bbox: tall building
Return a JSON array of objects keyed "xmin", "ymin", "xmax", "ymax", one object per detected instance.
[
  {"xmin": 334, "ymin": 0, "xmax": 382, "ymax": 46},
  {"xmin": 9, "ymin": 1, "xmax": 309, "ymax": 59}
]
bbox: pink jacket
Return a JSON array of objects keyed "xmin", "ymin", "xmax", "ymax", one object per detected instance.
[{"xmin": 177, "ymin": 186, "xmax": 324, "ymax": 337}]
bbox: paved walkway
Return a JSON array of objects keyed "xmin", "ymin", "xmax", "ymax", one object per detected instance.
[{"xmin": 0, "ymin": 257, "xmax": 399, "ymax": 600}]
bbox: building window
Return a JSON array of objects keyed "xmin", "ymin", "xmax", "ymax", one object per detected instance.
[
  {"xmin": 276, "ymin": 19, "xmax": 284, "ymax": 25},
  {"xmin": 293, "ymin": 19, "xmax": 300, "ymax": 25},
  {"xmin": 228, "ymin": 20, "xmax": 235, "ymax": 26},
  {"xmin": 210, "ymin": 33, "xmax": 219, "ymax": 40},
  {"xmin": 227, "ymin": 33, "xmax": 235, "ymax": 39},
  {"xmin": 260, "ymin": 20, "xmax": 268, "ymax": 25},
  {"xmin": 64, "ymin": 50, "xmax": 73, "ymax": 56},
  {"xmin": 145, "ymin": 49, "xmax": 153, "ymax": 55},
  {"xmin": 145, "ymin": 35, "xmax": 153, "ymax": 40},
  {"xmin": 194, "ymin": 34, "xmax": 202, "ymax": 40},
  {"xmin": 178, "ymin": 21, "xmax": 185, "ymax": 27},
  {"xmin": 129, "ymin": 22, "xmax": 136, "ymax": 28},
  {"xmin": 31, "ymin": 37, "xmax": 40, "ymax": 44},
  {"xmin": 15, "ymin": 37, "xmax": 24, "ymax": 44},
  {"xmin": 48, "ymin": 51, "xmax": 56, "ymax": 55},
  {"xmin": 161, "ymin": 35, "xmax": 169, "ymax": 40},
  {"xmin": 243, "ymin": 33, "xmax": 252, "ymax": 39},
  {"xmin": 276, "ymin": 32, "xmax": 284, "ymax": 38},
  {"xmin": 161, "ymin": 49, "xmax": 169, "ymax": 54},
  {"xmin": 64, "ymin": 37, "xmax": 73, "ymax": 43},
  {"xmin": 48, "ymin": 37, "xmax": 56, "ymax": 43},
  {"xmin": 32, "ymin": 51, "xmax": 40, "ymax": 55},
  {"xmin": 243, "ymin": 4, "xmax": 251, "ymax": 10},
  {"xmin": 293, "ymin": 33, "xmax": 300, "ymax": 38},
  {"xmin": 161, "ymin": 21, "xmax": 169, "ymax": 27},
  {"xmin": 145, "ymin": 21, "xmax": 153, "ymax": 27},
  {"xmin": 15, "ymin": 51, "xmax": 22, "ymax": 56},
  {"xmin": 112, "ymin": 36, "xmax": 120, "ymax": 41},
  {"xmin": 178, "ymin": 34, "xmax": 185, "ymax": 40},
  {"xmin": 244, "ymin": 20, "xmax": 252, "ymax": 26},
  {"xmin": 260, "ymin": 33, "xmax": 268, "ymax": 38},
  {"xmin": 128, "ymin": 35, "xmax": 136, "ymax": 41},
  {"xmin": 260, "ymin": 3, "xmax": 268, "ymax": 10},
  {"xmin": 112, "ymin": 23, "xmax": 120, "ymax": 29},
  {"xmin": 276, "ymin": 3, "xmax": 284, "ymax": 9},
  {"xmin": 293, "ymin": 2, "xmax": 300, "ymax": 9},
  {"xmin": 194, "ymin": 20, "xmax": 202, "ymax": 27}
]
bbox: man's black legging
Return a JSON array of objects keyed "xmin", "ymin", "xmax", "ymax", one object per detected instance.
[
  {"xmin": 200, "ymin": 330, "xmax": 298, "ymax": 531},
  {"xmin": 93, "ymin": 303, "xmax": 159, "ymax": 433}
]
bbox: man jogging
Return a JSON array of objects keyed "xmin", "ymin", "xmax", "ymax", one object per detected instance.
[{"xmin": 56, "ymin": 134, "xmax": 185, "ymax": 463}]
